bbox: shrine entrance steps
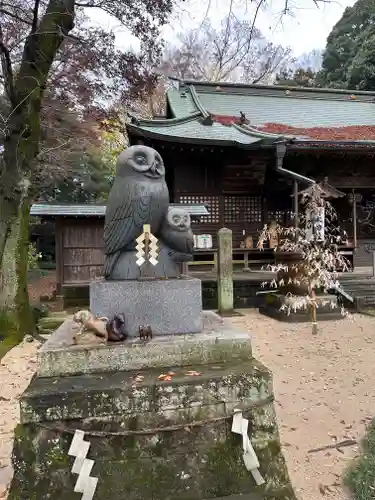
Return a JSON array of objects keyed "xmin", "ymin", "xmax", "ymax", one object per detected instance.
[{"xmin": 339, "ymin": 272, "xmax": 375, "ymax": 310}]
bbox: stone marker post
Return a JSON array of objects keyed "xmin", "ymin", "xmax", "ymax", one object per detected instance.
[{"xmin": 217, "ymin": 228, "xmax": 234, "ymax": 313}]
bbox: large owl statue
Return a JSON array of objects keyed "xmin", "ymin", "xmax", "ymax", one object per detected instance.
[
  {"xmin": 103, "ymin": 145, "xmax": 169, "ymax": 279},
  {"xmin": 159, "ymin": 206, "xmax": 194, "ymax": 256}
]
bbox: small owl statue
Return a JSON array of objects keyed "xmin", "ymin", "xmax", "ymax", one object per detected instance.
[{"xmin": 159, "ymin": 206, "xmax": 194, "ymax": 256}]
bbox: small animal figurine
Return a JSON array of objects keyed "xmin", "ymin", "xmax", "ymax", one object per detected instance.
[
  {"xmin": 139, "ymin": 324, "xmax": 153, "ymax": 341},
  {"xmin": 72, "ymin": 309, "xmax": 108, "ymax": 342},
  {"xmin": 106, "ymin": 313, "xmax": 128, "ymax": 342}
]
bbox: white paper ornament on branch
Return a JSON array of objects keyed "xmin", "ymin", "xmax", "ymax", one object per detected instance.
[{"xmin": 306, "ymin": 206, "xmax": 325, "ymax": 242}]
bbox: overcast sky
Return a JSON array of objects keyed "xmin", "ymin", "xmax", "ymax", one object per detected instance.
[{"xmin": 87, "ymin": 0, "xmax": 357, "ymax": 57}]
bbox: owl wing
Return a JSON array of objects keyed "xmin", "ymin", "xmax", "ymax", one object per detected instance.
[
  {"xmin": 186, "ymin": 233, "xmax": 194, "ymax": 253},
  {"xmin": 104, "ymin": 181, "xmax": 151, "ymax": 255},
  {"xmin": 163, "ymin": 229, "xmax": 194, "ymax": 254}
]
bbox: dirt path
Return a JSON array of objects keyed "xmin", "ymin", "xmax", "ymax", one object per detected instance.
[
  {"xmin": 0, "ymin": 339, "xmax": 40, "ymax": 499},
  {"xmin": 231, "ymin": 310, "xmax": 375, "ymax": 500}
]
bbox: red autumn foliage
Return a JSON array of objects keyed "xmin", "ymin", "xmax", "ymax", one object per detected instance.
[
  {"xmin": 211, "ymin": 114, "xmax": 242, "ymax": 125},
  {"xmin": 255, "ymin": 123, "xmax": 375, "ymax": 141},
  {"xmin": 207, "ymin": 115, "xmax": 375, "ymax": 141}
]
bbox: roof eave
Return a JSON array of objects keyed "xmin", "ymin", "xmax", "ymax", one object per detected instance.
[
  {"xmin": 128, "ymin": 112, "xmax": 201, "ymax": 128},
  {"xmin": 30, "ymin": 203, "xmax": 210, "ymax": 217},
  {"xmin": 290, "ymin": 139, "xmax": 375, "ymax": 150},
  {"xmin": 127, "ymin": 123, "xmax": 278, "ymax": 149},
  {"xmin": 178, "ymin": 78, "xmax": 375, "ymax": 99}
]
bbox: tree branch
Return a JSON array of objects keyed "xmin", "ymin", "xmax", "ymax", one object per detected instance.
[
  {"xmin": 0, "ymin": 8, "xmax": 33, "ymax": 25},
  {"xmin": 0, "ymin": 22, "xmax": 15, "ymax": 105},
  {"xmin": 32, "ymin": 0, "xmax": 41, "ymax": 33}
]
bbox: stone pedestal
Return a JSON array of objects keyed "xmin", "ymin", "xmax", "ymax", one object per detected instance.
[
  {"xmin": 90, "ymin": 277, "xmax": 202, "ymax": 337},
  {"xmin": 37, "ymin": 312, "xmax": 252, "ymax": 377},
  {"xmin": 8, "ymin": 313, "xmax": 296, "ymax": 500}
]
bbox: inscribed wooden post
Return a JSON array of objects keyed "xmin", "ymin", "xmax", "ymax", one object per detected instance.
[{"xmin": 217, "ymin": 228, "xmax": 234, "ymax": 313}]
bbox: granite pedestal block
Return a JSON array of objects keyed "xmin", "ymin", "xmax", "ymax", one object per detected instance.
[{"xmin": 90, "ymin": 277, "xmax": 202, "ymax": 336}]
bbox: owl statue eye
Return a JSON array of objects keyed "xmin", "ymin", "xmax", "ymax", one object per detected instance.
[
  {"xmin": 135, "ymin": 154, "xmax": 146, "ymax": 164},
  {"xmin": 172, "ymin": 214, "xmax": 181, "ymax": 225},
  {"xmin": 132, "ymin": 152, "xmax": 149, "ymax": 172}
]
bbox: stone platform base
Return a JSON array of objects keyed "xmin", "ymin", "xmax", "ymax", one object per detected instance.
[
  {"xmin": 90, "ymin": 277, "xmax": 202, "ymax": 336},
  {"xmin": 10, "ymin": 360, "xmax": 296, "ymax": 500},
  {"xmin": 259, "ymin": 293, "xmax": 344, "ymax": 322},
  {"xmin": 37, "ymin": 312, "xmax": 252, "ymax": 377}
]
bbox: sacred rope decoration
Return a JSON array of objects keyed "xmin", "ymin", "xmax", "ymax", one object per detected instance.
[
  {"xmin": 136, "ymin": 224, "xmax": 159, "ymax": 268},
  {"xmin": 39, "ymin": 396, "xmax": 274, "ymax": 437},
  {"xmin": 68, "ymin": 429, "xmax": 98, "ymax": 500},
  {"xmin": 231, "ymin": 409, "xmax": 265, "ymax": 486}
]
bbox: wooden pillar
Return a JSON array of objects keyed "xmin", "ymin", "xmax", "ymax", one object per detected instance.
[
  {"xmin": 262, "ymin": 197, "xmax": 268, "ymax": 226},
  {"xmin": 217, "ymin": 228, "xmax": 234, "ymax": 313},
  {"xmin": 293, "ymin": 180, "xmax": 299, "ymax": 228},
  {"xmin": 55, "ymin": 217, "xmax": 64, "ymax": 295},
  {"xmin": 352, "ymin": 189, "xmax": 357, "ymax": 248}
]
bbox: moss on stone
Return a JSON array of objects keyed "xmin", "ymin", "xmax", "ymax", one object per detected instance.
[
  {"xmin": 15, "ymin": 199, "xmax": 35, "ymax": 337},
  {"xmin": 10, "ymin": 360, "xmax": 296, "ymax": 500}
]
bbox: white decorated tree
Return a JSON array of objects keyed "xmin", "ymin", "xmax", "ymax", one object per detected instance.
[{"xmin": 258, "ymin": 182, "xmax": 351, "ymax": 334}]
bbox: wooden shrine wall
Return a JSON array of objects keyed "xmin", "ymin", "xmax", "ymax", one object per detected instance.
[
  {"xmin": 57, "ymin": 218, "xmax": 104, "ymax": 287},
  {"xmin": 172, "ymin": 151, "xmax": 293, "ymax": 247}
]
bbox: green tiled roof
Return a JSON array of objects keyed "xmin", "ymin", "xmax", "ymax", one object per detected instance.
[
  {"xmin": 167, "ymin": 88, "xmax": 198, "ymax": 118},
  {"xmin": 126, "ymin": 80, "xmax": 375, "ymax": 147},
  {"xmin": 195, "ymin": 85, "xmax": 375, "ymax": 128}
]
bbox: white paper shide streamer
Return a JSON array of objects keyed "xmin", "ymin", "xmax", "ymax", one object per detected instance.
[
  {"xmin": 68, "ymin": 429, "xmax": 99, "ymax": 500},
  {"xmin": 231, "ymin": 409, "xmax": 265, "ymax": 486},
  {"xmin": 306, "ymin": 206, "xmax": 325, "ymax": 242}
]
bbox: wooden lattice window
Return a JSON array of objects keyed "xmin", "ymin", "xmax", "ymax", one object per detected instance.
[
  {"xmin": 268, "ymin": 210, "xmax": 294, "ymax": 225},
  {"xmin": 268, "ymin": 210, "xmax": 285, "ymax": 224},
  {"xmin": 285, "ymin": 210, "xmax": 294, "ymax": 225},
  {"xmin": 179, "ymin": 195, "xmax": 220, "ymax": 223},
  {"xmin": 224, "ymin": 196, "xmax": 262, "ymax": 224}
]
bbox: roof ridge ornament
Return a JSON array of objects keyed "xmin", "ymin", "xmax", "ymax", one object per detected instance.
[
  {"xmin": 200, "ymin": 113, "xmax": 214, "ymax": 126},
  {"xmin": 240, "ymin": 111, "xmax": 249, "ymax": 125}
]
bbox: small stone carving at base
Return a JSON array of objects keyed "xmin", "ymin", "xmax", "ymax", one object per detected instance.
[
  {"xmin": 72, "ymin": 310, "xmax": 108, "ymax": 343},
  {"xmin": 106, "ymin": 314, "xmax": 128, "ymax": 342},
  {"xmin": 139, "ymin": 325, "xmax": 153, "ymax": 341}
]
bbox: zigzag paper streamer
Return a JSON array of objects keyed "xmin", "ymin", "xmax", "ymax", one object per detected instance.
[
  {"xmin": 68, "ymin": 430, "xmax": 98, "ymax": 500},
  {"xmin": 232, "ymin": 409, "xmax": 265, "ymax": 486}
]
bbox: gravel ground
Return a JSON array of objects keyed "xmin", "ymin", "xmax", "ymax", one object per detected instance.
[
  {"xmin": 231, "ymin": 310, "xmax": 375, "ymax": 500},
  {"xmin": 0, "ymin": 339, "xmax": 40, "ymax": 499},
  {"xmin": 1, "ymin": 310, "xmax": 374, "ymax": 499}
]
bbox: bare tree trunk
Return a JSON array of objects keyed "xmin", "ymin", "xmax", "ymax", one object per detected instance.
[
  {"xmin": 0, "ymin": 0, "xmax": 76, "ymax": 336},
  {"xmin": 0, "ymin": 193, "xmax": 34, "ymax": 340}
]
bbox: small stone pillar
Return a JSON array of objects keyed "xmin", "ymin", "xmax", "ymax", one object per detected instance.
[{"xmin": 217, "ymin": 228, "xmax": 234, "ymax": 314}]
